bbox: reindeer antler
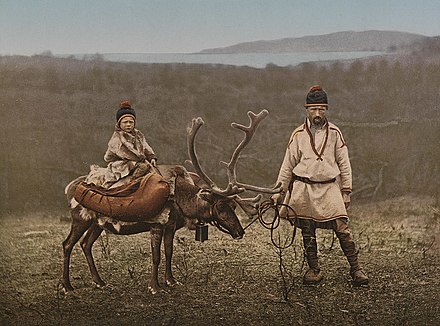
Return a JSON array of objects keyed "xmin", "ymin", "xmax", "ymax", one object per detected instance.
[
  {"xmin": 187, "ymin": 117, "xmax": 245, "ymax": 195},
  {"xmin": 220, "ymin": 110, "xmax": 282, "ymax": 194},
  {"xmin": 187, "ymin": 110, "xmax": 282, "ymax": 199}
]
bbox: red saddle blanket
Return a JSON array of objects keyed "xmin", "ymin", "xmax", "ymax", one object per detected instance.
[{"xmin": 74, "ymin": 173, "xmax": 170, "ymax": 222}]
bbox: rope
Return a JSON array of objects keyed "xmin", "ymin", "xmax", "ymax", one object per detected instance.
[{"xmin": 246, "ymin": 199, "xmax": 298, "ymax": 250}]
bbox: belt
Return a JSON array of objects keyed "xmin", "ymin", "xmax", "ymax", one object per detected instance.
[{"xmin": 291, "ymin": 174, "xmax": 336, "ymax": 186}]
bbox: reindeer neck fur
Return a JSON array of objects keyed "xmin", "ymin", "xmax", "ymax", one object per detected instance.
[{"xmin": 173, "ymin": 175, "xmax": 212, "ymax": 227}]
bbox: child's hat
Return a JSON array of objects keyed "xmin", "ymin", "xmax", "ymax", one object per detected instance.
[{"xmin": 116, "ymin": 100, "xmax": 136, "ymax": 123}]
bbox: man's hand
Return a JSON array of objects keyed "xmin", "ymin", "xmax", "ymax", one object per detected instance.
[
  {"xmin": 342, "ymin": 191, "xmax": 351, "ymax": 209},
  {"xmin": 150, "ymin": 158, "xmax": 157, "ymax": 167},
  {"xmin": 271, "ymin": 192, "xmax": 284, "ymax": 205}
]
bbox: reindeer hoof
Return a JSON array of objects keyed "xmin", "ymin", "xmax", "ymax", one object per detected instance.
[
  {"xmin": 93, "ymin": 284, "xmax": 105, "ymax": 289},
  {"xmin": 93, "ymin": 281, "xmax": 107, "ymax": 288},
  {"xmin": 61, "ymin": 283, "xmax": 74, "ymax": 293},
  {"xmin": 166, "ymin": 279, "xmax": 182, "ymax": 287},
  {"xmin": 62, "ymin": 287, "xmax": 73, "ymax": 294},
  {"xmin": 148, "ymin": 284, "xmax": 161, "ymax": 295},
  {"xmin": 148, "ymin": 284, "xmax": 170, "ymax": 295}
]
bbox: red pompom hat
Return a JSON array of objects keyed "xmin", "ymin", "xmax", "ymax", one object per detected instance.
[
  {"xmin": 116, "ymin": 100, "xmax": 136, "ymax": 124},
  {"xmin": 304, "ymin": 85, "xmax": 328, "ymax": 108}
]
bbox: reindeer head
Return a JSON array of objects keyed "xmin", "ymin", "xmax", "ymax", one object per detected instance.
[
  {"xmin": 186, "ymin": 110, "xmax": 282, "ymax": 238},
  {"xmin": 195, "ymin": 188, "xmax": 243, "ymax": 239}
]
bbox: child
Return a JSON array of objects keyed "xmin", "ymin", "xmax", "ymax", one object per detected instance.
[{"xmin": 85, "ymin": 100, "xmax": 157, "ymax": 188}]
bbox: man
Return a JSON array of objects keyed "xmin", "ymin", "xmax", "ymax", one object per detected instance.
[{"xmin": 272, "ymin": 85, "xmax": 369, "ymax": 286}]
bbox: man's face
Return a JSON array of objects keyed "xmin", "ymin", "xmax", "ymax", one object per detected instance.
[
  {"xmin": 119, "ymin": 116, "xmax": 135, "ymax": 132},
  {"xmin": 307, "ymin": 106, "xmax": 327, "ymax": 126}
]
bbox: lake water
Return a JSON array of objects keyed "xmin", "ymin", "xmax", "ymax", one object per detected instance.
[{"xmin": 88, "ymin": 51, "xmax": 384, "ymax": 69}]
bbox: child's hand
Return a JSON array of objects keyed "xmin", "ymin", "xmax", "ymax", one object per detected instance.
[{"xmin": 133, "ymin": 162, "xmax": 151, "ymax": 178}]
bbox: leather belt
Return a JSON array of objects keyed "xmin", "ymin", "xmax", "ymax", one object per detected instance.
[
  {"xmin": 293, "ymin": 174, "xmax": 336, "ymax": 184},
  {"xmin": 288, "ymin": 174, "xmax": 336, "ymax": 192}
]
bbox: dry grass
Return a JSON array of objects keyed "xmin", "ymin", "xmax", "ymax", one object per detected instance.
[{"xmin": 0, "ymin": 195, "xmax": 439, "ymax": 325}]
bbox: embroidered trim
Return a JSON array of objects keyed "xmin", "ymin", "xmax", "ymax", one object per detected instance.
[
  {"xmin": 305, "ymin": 119, "xmax": 329, "ymax": 161},
  {"xmin": 330, "ymin": 126, "xmax": 346, "ymax": 148},
  {"xmin": 285, "ymin": 214, "xmax": 349, "ymax": 221},
  {"xmin": 304, "ymin": 103, "xmax": 328, "ymax": 107},
  {"xmin": 288, "ymin": 128, "xmax": 304, "ymax": 146}
]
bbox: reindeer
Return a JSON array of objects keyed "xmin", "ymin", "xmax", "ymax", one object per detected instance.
[{"xmin": 62, "ymin": 110, "xmax": 280, "ymax": 294}]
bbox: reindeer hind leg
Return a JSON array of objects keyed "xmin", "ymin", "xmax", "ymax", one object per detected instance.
[{"xmin": 80, "ymin": 223, "xmax": 105, "ymax": 287}]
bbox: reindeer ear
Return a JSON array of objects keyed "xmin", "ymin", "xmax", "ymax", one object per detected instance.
[
  {"xmin": 189, "ymin": 172, "xmax": 210, "ymax": 188},
  {"xmin": 199, "ymin": 189, "xmax": 214, "ymax": 203}
]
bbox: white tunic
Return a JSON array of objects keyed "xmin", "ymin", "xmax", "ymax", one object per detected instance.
[{"xmin": 276, "ymin": 119, "xmax": 352, "ymax": 222}]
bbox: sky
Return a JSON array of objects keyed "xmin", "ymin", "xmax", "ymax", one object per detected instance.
[{"xmin": 1, "ymin": 0, "xmax": 440, "ymax": 55}]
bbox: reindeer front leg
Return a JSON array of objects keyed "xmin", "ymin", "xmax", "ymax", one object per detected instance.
[
  {"xmin": 149, "ymin": 226, "xmax": 163, "ymax": 294},
  {"xmin": 164, "ymin": 222, "xmax": 181, "ymax": 287}
]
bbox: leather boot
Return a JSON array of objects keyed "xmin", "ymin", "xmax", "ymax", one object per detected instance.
[
  {"xmin": 338, "ymin": 235, "xmax": 369, "ymax": 286},
  {"xmin": 302, "ymin": 235, "xmax": 323, "ymax": 284},
  {"xmin": 350, "ymin": 269, "xmax": 369, "ymax": 286},
  {"xmin": 303, "ymin": 268, "xmax": 323, "ymax": 284}
]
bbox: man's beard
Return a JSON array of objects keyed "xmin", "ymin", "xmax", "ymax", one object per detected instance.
[{"xmin": 312, "ymin": 116, "xmax": 324, "ymax": 126}]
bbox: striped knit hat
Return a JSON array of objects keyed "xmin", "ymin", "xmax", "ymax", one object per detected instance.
[
  {"xmin": 116, "ymin": 100, "xmax": 136, "ymax": 124},
  {"xmin": 304, "ymin": 85, "xmax": 328, "ymax": 107}
]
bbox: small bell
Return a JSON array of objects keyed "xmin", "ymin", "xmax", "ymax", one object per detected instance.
[{"xmin": 195, "ymin": 223, "xmax": 208, "ymax": 242}]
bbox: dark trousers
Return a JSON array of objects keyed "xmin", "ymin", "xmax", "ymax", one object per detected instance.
[{"xmin": 297, "ymin": 218, "xmax": 361, "ymax": 272}]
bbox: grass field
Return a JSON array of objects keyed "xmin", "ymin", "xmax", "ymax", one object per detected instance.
[{"xmin": 0, "ymin": 195, "xmax": 439, "ymax": 325}]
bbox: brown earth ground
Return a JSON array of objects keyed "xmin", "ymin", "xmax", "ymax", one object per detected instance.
[{"xmin": 0, "ymin": 195, "xmax": 439, "ymax": 326}]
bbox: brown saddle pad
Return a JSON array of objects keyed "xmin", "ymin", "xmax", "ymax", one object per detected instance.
[{"xmin": 74, "ymin": 173, "xmax": 170, "ymax": 222}]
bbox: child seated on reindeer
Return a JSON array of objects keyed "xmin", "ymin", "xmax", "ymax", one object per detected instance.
[{"xmin": 85, "ymin": 100, "xmax": 157, "ymax": 189}]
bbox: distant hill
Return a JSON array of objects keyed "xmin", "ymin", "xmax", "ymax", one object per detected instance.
[{"xmin": 198, "ymin": 30, "xmax": 427, "ymax": 54}]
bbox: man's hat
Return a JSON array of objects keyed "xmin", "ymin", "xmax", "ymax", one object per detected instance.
[
  {"xmin": 304, "ymin": 85, "xmax": 328, "ymax": 107},
  {"xmin": 116, "ymin": 100, "xmax": 136, "ymax": 123}
]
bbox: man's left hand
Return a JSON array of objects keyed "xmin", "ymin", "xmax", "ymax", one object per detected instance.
[{"xmin": 342, "ymin": 192, "xmax": 351, "ymax": 209}]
